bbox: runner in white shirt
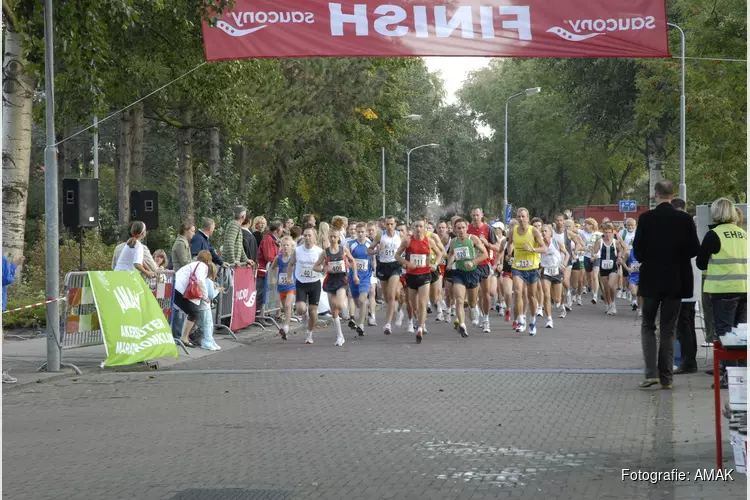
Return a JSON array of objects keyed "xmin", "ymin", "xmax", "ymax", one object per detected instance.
[
  {"xmin": 367, "ymin": 216, "xmax": 402, "ymax": 335},
  {"xmin": 286, "ymin": 226, "xmax": 324, "ymax": 344}
]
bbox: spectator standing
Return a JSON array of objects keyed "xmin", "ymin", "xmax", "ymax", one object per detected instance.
[
  {"xmin": 112, "ymin": 226, "xmax": 159, "ymax": 273},
  {"xmin": 2, "ymin": 254, "xmax": 23, "ymax": 383},
  {"xmin": 633, "ymin": 181, "xmax": 700, "ymax": 390},
  {"xmin": 241, "ymin": 214, "xmax": 258, "ymax": 264},
  {"xmin": 173, "ymin": 250, "xmax": 213, "ymax": 347},
  {"xmin": 152, "ymin": 249, "xmax": 168, "ymax": 270},
  {"xmin": 670, "ymin": 198, "xmax": 701, "ymax": 374},
  {"xmin": 171, "ymin": 222, "xmax": 195, "ymax": 273},
  {"xmin": 256, "ymin": 220, "xmax": 282, "ymax": 308},
  {"xmin": 223, "ymin": 205, "xmax": 249, "ymax": 266},
  {"xmin": 697, "ymin": 197, "xmax": 747, "ymax": 388},
  {"xmin": 198, "ymin": 263, "xmax": 222, "ymax": 351},
  {"xmin": 114, "ymin": 222, "xmax": 156, "ymax": 279},
  {"xmin": 284, "ymin": 218, "xmax": 295, "ymax": 234},
  {"xmin": 191, "ymin": 218, "xmax": 226, "ymax": 267},
  {"xmin": 253, "ymin": 216, "xmax": 268, "ymax": 246},
  {"xmin": 290, "ymin": 225, "xmax": 303, "ymax": 246}
]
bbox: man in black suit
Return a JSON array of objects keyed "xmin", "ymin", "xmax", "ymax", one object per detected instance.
[{"xmin": 633, "ymin": 181, "xmax": 700, "ymax": 389}]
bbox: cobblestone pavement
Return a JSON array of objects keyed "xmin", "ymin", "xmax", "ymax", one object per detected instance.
[{"xmin": 3, "ymin": 299, "xmax": 745, "ymax": 499}]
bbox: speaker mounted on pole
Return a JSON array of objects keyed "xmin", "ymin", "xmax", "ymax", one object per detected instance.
[{"xmin": 130, "ymin": 190, "xmax": 159, "ymax": 230}]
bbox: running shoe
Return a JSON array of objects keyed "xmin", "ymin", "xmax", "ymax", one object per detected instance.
[
  {"xmin": 368, "ymin": 315, "xmax": 377, "ymax": 326},
  {"xmin": 335, "ymin": 334, "xmax": 345, "ymax": 347},
  {"xmin": 559, "ymin": 307, "xmax": 567, "ymax": 319},
  {"xmin": 616, "ymin": 290, "xmax": 623, "ymax": 299},
  {"xmin": 436, "ymin": 311, "xmax": 445, "ymax": 322},
  {"xmin": 546, "ymin": 318, "xmax": 553, "ymax": 329},
  {"xmin": 576, "ymin": 296, "xmax": 583, "ymax": 306},
  {"xmin": 536, "ymin": 306, "xmax": 544, "ymax": 317},
  {"xmin": 591, "ymin": 297, "xmax": 598, "ymax": 305},
  {"xmin": 482, "ymin": 320, "xmax": 491, "ymax": 333},
  {"xmin": 631, "ymin": 302, "xmax": 638, "ymax": 311},
  {"xmin": 494, "ymin": 303, "xmax": 501, "ymax": 314},
  {"xmin": 458, "ymin": 324, "xmax": 468, "ymax": 338},
  {"xmin": 356, "ymin": 325, "xmax": 365, "ymax": 337},
  {"xmin": 505, "ymin": 310, "xmax": 511, "ymax": 322},
  {"xmin": 416, "ymin": 328, "xmax": 423, "ymax": 344},
  {"xmin": 528, "ymin": 322, "xmax": 537, "ymax": 336},
  {"xmin": 2, "ymin": 370, "xmax": 17, "ymax": 384},
  {"xmin": 395, "ymin": 310, "xmax": 404, "ymax": 327},
  {"xmin": 637, "ymin": 309, "xmax": 642, "ymax": 318},
  {"xmin": 279, "ymin": 328, "xmax": 288, "ymax": 340},
  {"xmin": 305, "ymin": 332, "xmax": 314, "ymax": 344},
  {"xmin": 383, "ymin": 323, "xmax": 392, "ymax": 335},
  {"xmin": 610, "ymin": 304, "xmax": 617, "ymax": 315},
  {"xmin": 407, "ymin": 320, "xmax": 415, "ymax": 334},
  {"xmin": 516, "ymin": 321, "xmax": 526, "ymax": 333},
  {"xmin": 348, "ymin": 317, "xmax": 356, "ymax": 329},
  {"xmin": 512, "ymin": 320, "xmax": 519, "ymax": 330},
  {"xmin": 427, "ymin": 305, "xmax": 433, "ymax": 314},
  {"xmin": 454, "ymin": 319, "xmax": 460, "ymax": 330}
]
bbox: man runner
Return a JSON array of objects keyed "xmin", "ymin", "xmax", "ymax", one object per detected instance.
[
  {"xmin": 467, "ymin": 207, "xmax": 500, "ymax": 333},
  {"xmin": 368, "ymin": 216, "xmax": 401, "ymax": 335},
  {"xmin": 508, "ymin": 208, "xmax": 546, "ymax": 335},
  {"xmin": 446, "ymin": 218, "xmax": 488, "ymax": 338}
]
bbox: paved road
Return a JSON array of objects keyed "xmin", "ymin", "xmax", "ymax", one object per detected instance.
[{"xmin": 3, "ymin": 298, "xmax": 745, "ymax": 500}]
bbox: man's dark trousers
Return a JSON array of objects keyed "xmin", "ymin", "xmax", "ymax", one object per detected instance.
[
  {"xmin": 676, "ymin": 302, "xmax": 697, "ymax": 371},
  {"xmin": 641, "ymin": 296, "xmax": 682, "ymax": 385}
]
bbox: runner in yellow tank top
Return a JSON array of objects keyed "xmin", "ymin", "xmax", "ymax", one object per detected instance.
[{"xmin": 507, "ymin": 208, "xmax": 546, "ymax": 336}]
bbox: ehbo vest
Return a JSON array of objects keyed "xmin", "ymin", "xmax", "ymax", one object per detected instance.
[{"xmin": 704, "ymin": 223, "xmax": 747, "ymax": 294}]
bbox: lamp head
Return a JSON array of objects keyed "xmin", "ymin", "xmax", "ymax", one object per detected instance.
[
  {"xmin": 525, "ymin": 87, "xmax": 541, "ymax": 96},
  {"xmin": 428, "ymin": 143, "xmax": 439, "ymax": 147},
  {"xmin": 403, "ymin": 114, "xmax": 423, "ymax": 120}
]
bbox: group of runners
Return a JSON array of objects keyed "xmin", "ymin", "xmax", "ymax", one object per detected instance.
[{"xmin": 269, "ymin": 208, "xmax": 641, "ymax": 345}]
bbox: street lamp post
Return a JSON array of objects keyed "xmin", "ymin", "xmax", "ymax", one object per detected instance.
[
  {"xmin": 383, "ymin": 114, "xmax": 423, "ymax": 217},
  {"xmin": 503, "ymin": 87, "xmax": 540, "ymax": 222},
  {"xmin": 667, "ymin": 22, "xmax": 687, "ymax": 201},
  {"xmin": 406, "ymin": 143, "xmax": 439, "ymax": 223}
]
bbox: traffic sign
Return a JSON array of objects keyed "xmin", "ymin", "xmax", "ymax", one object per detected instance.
[
  {"xmin": 619, "ymin": 200, "xmax": 637, "ymax": 213},
  {"xmin": 505, "ymin": 204, "xmax": 513, "ymax": 224}
]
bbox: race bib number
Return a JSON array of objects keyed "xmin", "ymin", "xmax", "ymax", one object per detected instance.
[
  {"xmin": 601, "ymin": 259, "xmax": 614, "ymax": 270},
  {"xmin": 355, "ymin": 259, "xmax": 369, "ymax": 272},
  {"xmin": 631, "ymin": 263, "xmax": 641, "ymax": 272},
  {"xmin": 301, "ymin": 267, "xmax": 316, "ymax": 278},
  {"xmin": 544, "ymin": 267, "xmax": 559, "ymax": 277},
  {"xmin": 516, "ymin": 259, "xmax": 532, "ymax": 268},
  {"xmin": 454, "ymin": 247, "xmax": 471, "ymax": 261},
  {"xmin": 508, "ymin": 257, "xmax": 515, "ymax": 266},
  {"xmin": 381, "ymin": 245, "xmax": 396, "ymax": 258},
  {"xmin": 410, "ymin": 254, "xmax": 427, "ymax": 267},
  {"xmin": 329, "ymin": 260, "xmax": 346, "ymax": 274},
  {"xmin": 279, "ymin": 273, "xmax": 293, "ymax": 285}
]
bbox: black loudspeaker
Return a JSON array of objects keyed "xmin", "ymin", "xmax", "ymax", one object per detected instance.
[
  {"xmin": 62, "ymin": 178, "xmax": 99, "ymax": 228},
  {"xmin": 130, "ymin": 190, "xmax": 159, "ymax": 230}
]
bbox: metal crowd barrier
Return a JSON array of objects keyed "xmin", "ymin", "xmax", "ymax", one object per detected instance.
[
  {"xmin": 257, "ymin": 263, "xmax": 281, "ymax": 330},
  {"xmin": 40, "ymin": 270, "xmax": 185, "ymax": 375},
  {"xmin": 212, "ymin": 266, "xmax": 239, "ymax": 338}
]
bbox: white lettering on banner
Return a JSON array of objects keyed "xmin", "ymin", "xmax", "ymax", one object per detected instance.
[
  {"xmin": 244, "ymin": 291, "xmax": 257, "ymax": 308},
  {"xmin": 548, "ymin": 15, "xmax": 656, "ymax": 42},
  {"xmin": 115, "ymin": 332, "xmax": 174, "ymax": 355},
  {"xmin": 121, "ymin": 325, "xmax": 147, "ymax": 339},
  {"xmin": 218, "ymin": 10, "xmax": 314, "ymax": 37},
  {"xmin": 113, "ymin": 286, "xmax": 142, "ymax": 313},
  {"xmin": 329, "ymin": 4, "xmax": 532, "ymax": 40}
]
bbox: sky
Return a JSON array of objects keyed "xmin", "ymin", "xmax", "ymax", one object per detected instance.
[
  {"xmin": 424, "ymin": 56, "xmax": 494, "ymax": 137},
  {"xmin": 423, "ymin": 56, "xmax": 491, "ymax": 105}
]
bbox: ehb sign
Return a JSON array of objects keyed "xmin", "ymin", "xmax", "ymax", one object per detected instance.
[
  {"xmin": 230, "ymin": 267, "xmax": 258, "ymax": 331},
  {"xmin": 202, "ymin": 0, "xmax": 670, "ymax": 60}
]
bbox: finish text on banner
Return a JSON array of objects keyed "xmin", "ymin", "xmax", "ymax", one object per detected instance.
[
  {"xmin": 231, "ymin": 267, "xmax": 258, "ymax": 331},
  {"xmin": 202, "ymin": 0, "xmax": 670, "ymax": 60},
  {"xmin": 88, "ymin": 271, "xmax": 178, "ymax": 367}
]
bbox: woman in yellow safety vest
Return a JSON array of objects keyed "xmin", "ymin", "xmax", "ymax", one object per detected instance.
[{"xmin": 697, "ymin": 197, "xmax": 747, "ymax": 388}]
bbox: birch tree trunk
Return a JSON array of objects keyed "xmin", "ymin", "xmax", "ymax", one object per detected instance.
[
  {"xmin": 178, "ymin": 108, "xmax": 194, "ymax": 221},
  {"xmin": 2, "ymin": 27, "xmax": 36, "ymax": 264},
  {"xmin": 116, "ymin": 110, "xmax": 133, "ymax": 233},
  {"xmin": 130, "ymin": 103, "xmax": 144, "ymax": 188},
  {"xmin": 208, "ymin": 127, "xmax": 220, "ymax": 176}
]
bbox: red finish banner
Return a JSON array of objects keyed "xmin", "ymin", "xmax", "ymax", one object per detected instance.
[
  {"xmin": 230, "ymin": 267, "xmax": 257, "ymax": 331},
  {"xmin": 202, "ymin": 0, "xmax": 670, "ymax": 61}
]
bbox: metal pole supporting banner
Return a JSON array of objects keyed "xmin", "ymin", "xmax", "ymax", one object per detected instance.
[
  {"xmin": 381, "ymin": 147, "xmax": 385, "ymax": 217},
  {"xmin": 668, "ymin": 23, "xmax": 687, "ymax": 202},
  {"xmin": 43, "ymin": 0, "xmax": 61, "ymax": 372},
  {"xmin": 93, "ymin": 115, "xmax": 99, "ymax": 179},
  {"xmin": 406, "ymin": 151, "xmax": 411, "ymax": 224},
  {"xmin": 503, "ymin": 99, "xmax": 509, "ymax": 224}
]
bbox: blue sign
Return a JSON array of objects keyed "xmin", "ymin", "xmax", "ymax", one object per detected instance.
[
  {"xmin": 505, "ymin": 204, "xmax": 513, "ymax": 223},
  {"xmin": 619, "ymin": 200, "xmax": 637, "ymax": 213}
]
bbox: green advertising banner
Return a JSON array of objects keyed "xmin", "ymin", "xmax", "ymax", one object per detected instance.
[{"xmin": 88, "ymin": 271, "xmax": 179, "ymax": 367}]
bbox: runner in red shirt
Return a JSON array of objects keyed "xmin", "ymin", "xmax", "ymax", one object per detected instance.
[
  {"xmin": 395, "ymin": 218, "xmax": 444, "ymax": 343},
  {"xmin": 467, "ymin": 208, "xmax": 501, "ymax": 333}
]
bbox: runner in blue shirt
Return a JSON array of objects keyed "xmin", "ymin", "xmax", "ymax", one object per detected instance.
[{"xmin": 347, "ymin": 222, "xmax": 373, "ymax": 336}]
